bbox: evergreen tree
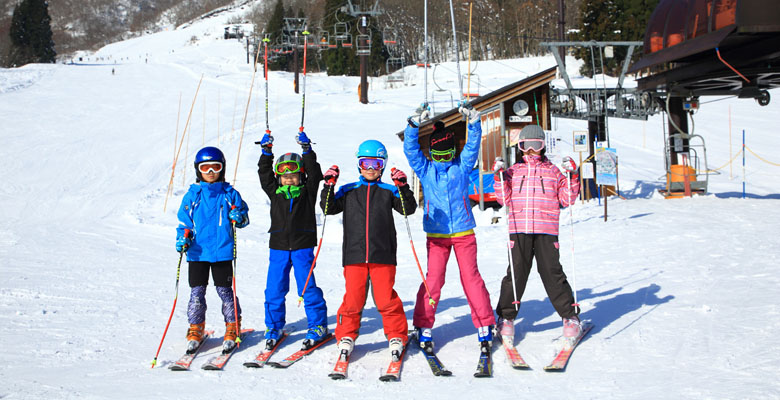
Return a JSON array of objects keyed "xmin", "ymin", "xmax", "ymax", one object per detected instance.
[
  {"xmin": 9, "ymin": 0, "xmax": 56, "ymax": 65},
  {"xmin": 574, "ymin": 0, "xmax": 658, "ymax": 76}
]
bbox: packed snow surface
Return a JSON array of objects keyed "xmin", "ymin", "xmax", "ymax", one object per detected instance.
[{"xmin": 2, "ymin": 5, "xmax": 779, "ymax": 399}]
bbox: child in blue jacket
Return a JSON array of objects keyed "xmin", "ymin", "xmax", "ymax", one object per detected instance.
[
  {"xmin": 403, "ymin": 107, "xmax": 495, "ymax": 354},
  {"xmin": 176, "ymin": 146, "xmax": 249, "ymax": 352}
]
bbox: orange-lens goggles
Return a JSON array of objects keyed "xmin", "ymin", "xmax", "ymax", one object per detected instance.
[{"xmin": 198, "ymin": 162, "xmax": 223, "ymax": 173}]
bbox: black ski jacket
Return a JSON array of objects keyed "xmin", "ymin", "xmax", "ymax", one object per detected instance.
[
  {"xmin": 258, "ymin": 149, "xmax": 323, "ymax": 250},
  {"xmin": 320, "ymin": 176, "xmax": 416, "ymax": 266}
]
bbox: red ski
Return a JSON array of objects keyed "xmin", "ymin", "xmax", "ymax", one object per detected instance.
[
  {"xmin": 243, "ymin": 332, "xmax": 289, "ymax": 368},
  {"xmin": 169, "ymin": 330, "xmax": 214, "ymax": 371},
  {"xmin": 544, "ymin": 323, "xmax": 593, "ymax": 371},
  {"xmin": 201, "ymin": 328, "xmax": 254, "ymax": 370}
]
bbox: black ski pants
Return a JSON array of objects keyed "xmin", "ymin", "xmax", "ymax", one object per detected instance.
[{"xmin": 495, "ymin": 233, "xmax": 578, "ymax": 321}]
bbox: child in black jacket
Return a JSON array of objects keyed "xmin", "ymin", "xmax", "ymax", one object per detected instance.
[{"xmin": 257, "ymin": 131, "xmax": 328, "ymax": 349}]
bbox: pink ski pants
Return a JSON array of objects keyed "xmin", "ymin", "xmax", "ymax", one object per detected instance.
[{"xmin": 412, "ymin": 234, "xmax": 495, "ymax": 329}]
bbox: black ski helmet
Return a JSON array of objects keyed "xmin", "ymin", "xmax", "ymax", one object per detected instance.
[
  {"xmin": 194, "ymin": 146, "xmax": 226, "ymax": 182},
  {"xmin": 274, "ymin": 152, "xmax": 305, "ymax": 183}
]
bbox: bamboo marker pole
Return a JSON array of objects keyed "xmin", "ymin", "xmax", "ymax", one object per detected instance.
[
  {"xmin": 166, "ymin": 93, "xmax": 182, "ymax": 204},
  {"xmin": 164, "ymin": 75, "xmax": 204, "ymax": 212}
]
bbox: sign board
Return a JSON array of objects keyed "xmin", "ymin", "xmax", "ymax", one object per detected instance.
[
  {"xmin": 544, "ymin": 130, "xmax": 562, "ymax": 165},
  {"xmin": 509, "ymin": 115, "xmax": 533, "ymax": 123},
  {"xmin": 509, "ymin": 128, "xmax": 524, "ymax": 147},
  {"xmin": 573, "ymin": 131, "xmax": 589, "ymax": 153},
  {"xmin": 581, "ymin": 162, "xmax": 595, "ymax": 179},
  {"xmin": 595, "ymin": 147, "xmax": 618, "ymax": 186}
]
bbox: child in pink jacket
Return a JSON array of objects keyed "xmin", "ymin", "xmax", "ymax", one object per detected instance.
[{"xmin": 492, "ymin": 125, "xmax": 581, "ymax": 344}]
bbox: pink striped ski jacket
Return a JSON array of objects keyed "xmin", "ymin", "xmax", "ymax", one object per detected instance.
[{"xmin": 493, "ymin": 155, "xmax": 579, "ymax": 236}]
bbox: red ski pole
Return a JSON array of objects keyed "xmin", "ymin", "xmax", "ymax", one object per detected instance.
[
  {"xmin": 151, "ymin": 228, "xmax": 190, "ymax": 368},
  {"xmin": 298, "ymin": 169, "xmax": 336, "ymax": 306},
  {"xmin": 392, "ymin": 168, "xmax": 435, "ymax": 308}
]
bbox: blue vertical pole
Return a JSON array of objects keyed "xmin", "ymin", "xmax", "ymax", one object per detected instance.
[{"xmin": 742, "ymin": 129, "xmax": 746, "ymax": 199}]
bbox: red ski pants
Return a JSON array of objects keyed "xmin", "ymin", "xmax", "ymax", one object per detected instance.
[{"xmin": 335, "ymin": 263, "xmax": 408, "ymax": 343}]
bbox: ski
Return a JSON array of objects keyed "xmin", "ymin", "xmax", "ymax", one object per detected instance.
[
  {"xmin": 201, "ymin": 328, "xmax": 254, "ymax": 370},
  {"xmin": 379, "ymin": 338, "xmax": 411, "ymax": 382},
  {"xmin": 268, "ymin": 333, "xmax": 334, "ymax": 368},
  {"xmin": 496, "ymin": 333, "xmax": 530, "ymax": 369},
  {"xmin": 243, "ymin": 331, "xmax": 289, "ymax": 368},
  {"xmin": 544, "ymin": 322, "xmax": 593, "ymax": 372},
  {"xmin": 418, "ymin": 341, "xmax": 452, "ymax": 376},
  {"xmin": 169, "ymin": 330, "xmax": 215, "ymax": 371},
  {"xmin": 328, "ymin": 349, "xmax": 351, "ymax": 380},
  {"xmin": 473, "ymin": 341, "xmax": 493, "ymax": 378}
]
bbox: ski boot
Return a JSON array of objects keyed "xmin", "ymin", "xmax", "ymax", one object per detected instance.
[
  {"xmin": 302, "ymin": 325, "xmax": 328, "ymax": 349},
  {"xmin": 264, "ymin": 327, "xmax": 281, "ymax": 350},
  {"xmin": 337, "ymin": 337, "xmax": 354, "ymax": 358},
  {"xmin": 388, "ymin": 337, "xmax": 405, "ymax": 362},
  {"xmin": 223, "ymin": 319, "xmax": 241, "ymax": 352},
  {"xmin": 497, "ymin": 318, "xmax": 514, "ymax": 339},
  {"xmin": 562, "ymin": 316, "xmax": 582, "ymax": 348},
  {"xmin": 478, "ymin": 325, "xmax": 493, "ymax": 352},
  {"xmin": 186, "ymin": 322, "xmax": 205, "ymax": 352}
]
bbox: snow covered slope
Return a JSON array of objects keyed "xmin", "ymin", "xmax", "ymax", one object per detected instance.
[{"xmin": 1, "ymin": 7, "xmax": 780, "ymax": 400}]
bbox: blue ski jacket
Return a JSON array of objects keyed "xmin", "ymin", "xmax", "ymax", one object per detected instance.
[
  {"xmin": 404, "ymin": 120, "xmax": 481, "ymax": 235},
  {"xmin": 177, "ymin": 181, "xmax": 249, "ymax": 262}
]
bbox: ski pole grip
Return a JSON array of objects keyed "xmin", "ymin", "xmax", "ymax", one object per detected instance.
[{"xmin": 184, "ymin": 228, "xmax": 191, "ymax": 238}]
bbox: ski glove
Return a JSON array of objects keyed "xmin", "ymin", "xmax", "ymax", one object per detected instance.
[
  {"xmin": 229, "ymin": 208, "xmax": 249, "ymax": 228},
  {"xmin": 458, "ymin": 106, "xmax": 481, "ymax": 124},
  {"xmin": 296, "ymin": 131, "xmax": 312, "ymax": 152},
  {"xmin": 259, "ymin": 133, "xmax": 273, "ymax": 154},
  {"xmin": 390, "ymin": 168, "xmax": 407, "ymax": 186},
  {"xmin": 323, "ymin": 165, "xmax": 340, "ymax": 186},
  {"xmin": 492, "ymin": 157, "xmax": 505, "ymax": 173},
  {"xmin": 561, "ymin": 156, "xmax": 578, "ymax": 174},
  {"xmin": 176, "ymin": 235, "xmax": 191, "ymax": 253},
  {"xmin": 407, "ymin": 109, "xmax": 431, "ymax": 128}
]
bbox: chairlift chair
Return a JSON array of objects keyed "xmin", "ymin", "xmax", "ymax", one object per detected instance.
[
  {"xmin": 356, "ymin": 34, "xmax": 371, "ymax": 55},
  {"xmin": 334, "ymin": 22, "xmax": 350, "ymax": 40},
  {"xmin": 386, "ymin": 57, "xmax": 405, "ymax": 83},
  {"xmin": 340, "ymin": 34, "xmax": 353, "ymax": 48}
]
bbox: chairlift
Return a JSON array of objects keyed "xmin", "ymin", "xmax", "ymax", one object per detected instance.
[
  {"xmin": 462, "ymin": 73, "xmax": 480, "ymax": 98},
  {"xmin": 319, "ymin": 31, "xmax": 330, "ymax": 49},
  {"xmin": 340, "ymin": 34, "xmax": 353, "ymax": 48},
  {"xmin": 386, "ymin": 57, "xmax": 404, "ymax": 83},
  {"xmin": 383, "ymin": 30, "xmax": 398, "ymax": 46},
  {"xmin": 356, "ymin": 34, "xmax": 371, "ymax": 55},
  {"xmin": 334, "ymin": 22, "xmax": 350, "ymax": 40}
]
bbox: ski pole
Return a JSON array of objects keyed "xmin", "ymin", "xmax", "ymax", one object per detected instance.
[
  {"xmin": 151, "ymin": 228, "xmax": 190, "ymax": 368},
  {"xmin": 392, "ymin": 168, "xmax": 435, "ymax": 308},
  {"xmin": 447, "ymin": 0, "xmax": 463, "ymax": 103},
  {"xmin": 298, "ymin": 169, "xmax": 335, "ymax": 306},
  {"xmin": 263, "ymin": 35, "xmax": 271, "ymax": 137},
  {"xmin": 466, "ymin": 0, "xmax": 473, "ymax": 101},
  {"xmin": 230, "ymin": 206, "xmax": 242, "ymax": 347},
  {"xmin": 567, "ymin": 172, "xmax": 579, "ymax": 313},
  {"xmin": 498, "ymin": 170, "xmax": 520, "ymax": 311},
  {"xmin": 299, "ymin": 31, "xmax": 309, "ymax": 133},
  {"xmin": 423, "ymin": 0, "xmax": 428, "ymax": 108}
]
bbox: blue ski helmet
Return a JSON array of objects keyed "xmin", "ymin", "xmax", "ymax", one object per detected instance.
[
  {"xmin": 356, "ymin": 140, "xmax": 388, "ymax": 173},
  {"xmin": 194, "ymin": 146, "xmax": 226, "ymax": 182}
]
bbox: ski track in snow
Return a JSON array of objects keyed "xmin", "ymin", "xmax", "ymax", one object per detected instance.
[{"xmin": 2, "ymin": 3, "xmax": 780, "ymax": 399}]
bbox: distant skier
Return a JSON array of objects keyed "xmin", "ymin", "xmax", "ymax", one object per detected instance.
[
  {"xmin": 492, "ymin": 125, "xmax": 581, "ymax": 345},
  {"xmin": 176, "ymin": 146, "xmax": 249, "ymax": 352},
  {"xmin": 403, "ymin": 107, "xmax": 496, "ymax": 353},
  {"xmin": 320, "ymin": 140, "xmax": 417, "ymax": 361},
  {"xmin": 256, "ymin": 131, "xmax": 328, "ymax": 350}
]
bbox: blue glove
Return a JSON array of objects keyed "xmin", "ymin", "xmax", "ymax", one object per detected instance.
[
  {"xmin": 296, "ymin": 131, "xmax": 311, "ymax": 152},
  {"xmin": 259, "ymin": 132, "xmax": 273, "ymax": 154},
  {"xmin": 176, "ymin": 235, "xmax": 191, "ymax": 252},
  {"xmin": 229, "ymin": 208, "xmax": 248, "ymax": 228}
]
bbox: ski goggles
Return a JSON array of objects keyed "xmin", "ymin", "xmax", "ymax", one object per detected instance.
[
  {"xmin": 430, "ymin": 148, "xmax": 455, "ymax": 162},
  {"xmin": 518, "ymin": 139, "xmax": 545, "ymax": 152},
  {"xmin": 198, "ymin": 162, "xmax": 223, "ymax": 174},
  {"xmin": 358, "ymin": 157, "xmax": 385, "ymax": 171},
  {"xmin": 275, "ymin": 160, "xmax": 302, "ymax": 175}
]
